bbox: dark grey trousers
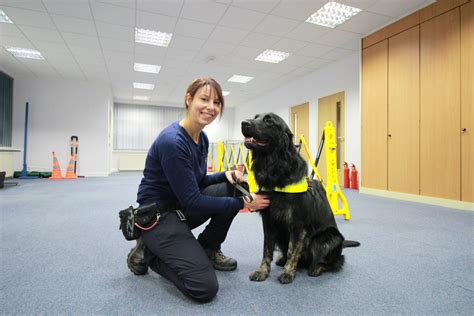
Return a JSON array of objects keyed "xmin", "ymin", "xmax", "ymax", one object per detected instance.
[{"xmin": 141, "ymin": 182, "xmax": 240, "ymax": 303}]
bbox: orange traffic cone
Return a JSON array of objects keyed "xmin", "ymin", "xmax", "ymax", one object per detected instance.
[
  {"xmin": 64, "ymin": 155, "xmax": 77, "ymax": 179},
  {"xmin": 49, "ymin": 152, "xmax": 63, "ymax": 179}
]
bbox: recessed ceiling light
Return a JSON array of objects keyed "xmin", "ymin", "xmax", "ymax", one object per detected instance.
[
  {"xmin": 223, "ymin": 91, "xmax": 230, "ymax": 96},
  {"xmin": 133, "ymin": 95, "xmax": 150, "ymax": 101},
  {"xmin": 135, "ymin": 28, "xmax": 173, "ymax": 47},
  {"xmin": 228, "ymin": 75, "xmax": 254, "ymax": 84},
  {"xmin": 305, "ymin": 1, "xmax": 362, "ymax": 28},
  {"xmin": 6, "ymin": 47, "xmax": 44, "ymax": 60},
  {"xmin": 134, "ymin": 62, "xmax": 161, "ymax": 74},
  {"xmin": 133, "ymin": 82, "xmax": 155, "ymax": 90},
  {"xmin": 0, "ymin": 9, "xmax": 13, "ymax": 23},
  {"xmin": 255, "ymin": 49, "xmax": 290, "ymax": 63}
]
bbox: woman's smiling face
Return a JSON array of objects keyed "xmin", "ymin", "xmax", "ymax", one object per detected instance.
[{"xmin": 186, "ymin": 84, "xmax": 222, "ymax": 126}]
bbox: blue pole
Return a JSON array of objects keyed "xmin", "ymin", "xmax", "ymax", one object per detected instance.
[{"xmin": 20, "ymin": 101, "xmax": 37, "ymax": 179}]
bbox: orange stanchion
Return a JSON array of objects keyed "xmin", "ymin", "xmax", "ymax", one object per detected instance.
[
  {"xmin": 64, "ymin": 155, "xmax": 77, "ymax": 179},
  {"xmin": 49, "ymin": 152, "xmax": 63, "ymax": 179}
]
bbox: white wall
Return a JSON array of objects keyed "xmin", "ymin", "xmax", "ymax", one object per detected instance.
[
  {"xmin": 12, "ymin": 77, "xmax": 113, "ymax": 177},
  {"xmin": 232, "ymin": 52, "xmax": 361, "ymax": 170}
]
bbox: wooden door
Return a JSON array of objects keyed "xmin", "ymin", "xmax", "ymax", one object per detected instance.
[
  {"xmin": 388, "ymin": 26, "xmax": 420, "ymax": 195},
  {"xmin": 461, "ymin": 1, "xmax": 473, "ymax": 202},
  {"xmin": 318, "ymin": 92, "xmax": 345, "ymax": 184},
  {"xmin": 290, "ymin": 102, "xmax": 309, "ymax": 163},
  {"xmin": 362, "ymin": 40, "xmax": 388, "ymax": 190},
  {"xmin": 420, "ymin": 9, "xmax": 461, "ymax": 200}
]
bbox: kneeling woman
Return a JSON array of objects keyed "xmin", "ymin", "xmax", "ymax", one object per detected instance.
[{"xmin": 127, "ymin": 77, "xmax": 270, "ymax": 303}]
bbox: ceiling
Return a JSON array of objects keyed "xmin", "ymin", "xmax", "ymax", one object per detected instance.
[{"xmin": 0, "ymin": 0, "xmax": 434, "ymax": 107}]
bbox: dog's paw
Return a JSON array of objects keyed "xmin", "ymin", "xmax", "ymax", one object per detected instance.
[
  {"xmin": 249, "ymin": 270, "xmax": 269, "ymax": 281},
  {"xmin": 278, "ymin": 272, "xmax": 295, "ymax": 284},
  {"xmin": 275, "ymin": 256, "xmax": 287, "ymax": 267},
  {"xmin": 307, "ymin": 264, "xmax": 326, "ymax": 277}
]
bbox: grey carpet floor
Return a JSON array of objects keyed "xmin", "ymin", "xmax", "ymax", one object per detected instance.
[{"xmin": 0, "ymin": 172, "xmax": 472, "ymax": 315}]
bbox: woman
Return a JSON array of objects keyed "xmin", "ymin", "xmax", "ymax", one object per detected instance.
[{"xmin": 127, "ymin": 77, "xmax": 271, "ymax": 303}]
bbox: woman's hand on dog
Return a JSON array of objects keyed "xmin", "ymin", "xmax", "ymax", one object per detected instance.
[{"xmin": 244, "ymin": 193, "xmax": 270, "ymax": 211}]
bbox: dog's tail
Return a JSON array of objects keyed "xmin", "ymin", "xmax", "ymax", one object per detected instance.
[{"xmin": 342, "ymin": 240, "xmax": 361, "ymax": 248}]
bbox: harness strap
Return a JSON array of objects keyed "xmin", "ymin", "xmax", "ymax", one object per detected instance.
[{"xmin": 261, "ymin": 177, "xmax": 309, "ymax": 193}]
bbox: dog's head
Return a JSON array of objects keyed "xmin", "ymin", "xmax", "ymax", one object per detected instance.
[{"xmin": 241, "ymin": 112, "xmax": 294, "ymax": 153}]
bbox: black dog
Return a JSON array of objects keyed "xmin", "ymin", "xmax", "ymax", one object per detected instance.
[{"xmin": 241, "ymin": 112, "xmax": 359, "ymax": 284}]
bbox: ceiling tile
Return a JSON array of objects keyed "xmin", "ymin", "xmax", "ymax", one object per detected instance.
[
  {"xmin": 219, "ymin": 6, "xmax": 266, "ymax": 31},
  {"xmin": 0, "ymin": 0, "xmax": 46, "ymax": 11},
  {"xmin": 271, "ymin": 38, "xmax": 308, "ymax": 53},
  {"xmin": 103, "ymin": 50, "xmax": 134, "ymax": 62},
  {"xmin": 270, "ymin": 0, "xmax": 327, "ymax": 21},
  {"xmin": 137, "ymin": 0, "xmax": 184, "ymax": 17},
  {"xmin": 17, "ymin": 25, "xmax": 64, "ymax": 43},
  {"xmin": 42, "ymin": 0, "xmax": 93, "ymax": 20},
  {"xmin": 165, "ymin": 47, "xmax": 198, "ymax": 62},
  {"xmin": 97, "ymin": 0, "xmax": 136, "ymax": 9},
  {"xmin": 230, "ymin": 45, "xmax": 262, "ymax": 59},
  {"xmin": 320, "ymin": 47, "xmax": 354, "ymax": 60},
  {"xmin": 337, "ymin": 11, "xmax": 392, "ymax": 35},
  {"xmin": 1, "ymin": 35, "xmax": 34, "ymax": 48},
  {"xmin": 174, "ymin": 19, "xmax": 214, "ymax": 40},
  {"xmin": 240, "ymin": 32, "xmax": 280, "ymax": 49},
  {"xmin": 62, "ymin": 32, "xmax": 100, "ymax": 49},
  {"xmin": 231, "ymin": 0, "xmax": 280, "ymax": 13},
  {"xmin": 316, "ymin": 29, "xmax": 360, "ymax": 47},
  {"xmin": 134, "ymin": 43, "xmax": 167, "ymax": 58},
  {"xmin": 339, "ymin": 0, "xmax": 378, "ymax": 10},
  {"xmin": 1, "ymin": 7, "xmax": 55, "ymax": 29},
  {"xmin": 96, "ymin": 22, "xmax": 134, "ymax": 42},
  {"xmin": 136, "ymin": 10, "xmax": 177, "ymax": 32},
  {"xmin": 367, "ymin": 0, "xmax": 434, "ymax": 18},
  {"xmin": 280, "ymin": 54, "xmax": 314, "ymax": 67},
  {"xmin": 304, "ymin": 58, "xmax": 332, "ymax": 69},
  {"xmin": 285, "ymin": 22, "xmax": 329, "ymax": 42},
  {"xmin": 169, "ymin": 34, "xmax": 205, "ymax": 50},
  {"xmin": 31, "ymin": 40, "xmax": 70, "ymax": 54},
  {"xmin": 209, "ymin": 26, "xmax": 248, "ymax": 44},
  {"xmin": 0, "ymin": 22, "xmax": 23, "ymax": 37},
  {"xmin": 100, "ymin": 38, "xmax": 134, "ymax": 53},
  {"xmin": 180, "ymin": 0, "xmax": 228, "ymax": 24},
  {"xmin": 296, "ymin": 42, "xmax": 334, "ymax": 58},
  {"xmin": 51, "ymin": 14, "xmax": 96, "ymax": 36},
  {"xmin": 90, "ymin": 1, "xmax": 135, "ymax": 27},
  {"xmin": 254, "ymin": 15, "xmax": 299, "ymax": 37}
]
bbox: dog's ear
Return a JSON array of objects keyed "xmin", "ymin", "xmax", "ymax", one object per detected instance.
[{"xmin": 283, "ymin": 129, "xmax": 294, "ymax": 150}]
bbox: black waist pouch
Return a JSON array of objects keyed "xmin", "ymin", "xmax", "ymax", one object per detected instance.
[{"xmin": 118, "ymin": 203, "xmax": 160, "ymax": 241}]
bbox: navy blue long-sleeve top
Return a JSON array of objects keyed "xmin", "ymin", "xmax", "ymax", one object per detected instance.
[{"xmin": 137, "ymin": 121, "xmax": 244, "ymax": 213}]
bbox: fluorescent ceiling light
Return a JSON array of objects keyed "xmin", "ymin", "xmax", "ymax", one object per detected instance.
[
  {"xmin": 135, "ymin": 28, "xmax": 172, "ymax": 47},
  {"xmin": 223, "ymin": 91, "xmax": 230, "ymax": 96},
  {"xmin": 133, "ymin": 82, "xmax": 155, "ymax": 90},
  {"xmin": 305, "ymin": 1, "xmax": 362, "ymax": 28},
  {"xmin": 6, "ymin": 47, "xmax": 44, "ymax": 60},
  {"xmin": 0, "ymin": 9, "xmax": 13, "ymax": 23},
  {"xmin": 255, "ymin": 49, "xmax": 290, "ymax": 63},
  {"xmin": 134, "ymin": 62, "xmax": 161, "ymax": 74},
  {"xmin": 133, "ymin": 95, "xmax": 150, "ymax": 101},
  {"xmin": 228, "ymin": 75, "xmax": 254, "ymax": 84}
]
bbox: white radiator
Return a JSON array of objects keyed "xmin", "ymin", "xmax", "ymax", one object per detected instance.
[{"xmin": 118, "ymin": 152, "xmax": 147, "ymax": 171}]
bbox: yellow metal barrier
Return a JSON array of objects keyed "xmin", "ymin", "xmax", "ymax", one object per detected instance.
[
  {"xmin": 323, "ymin": 122, "xmax": 350, "ymax": 220},
  {"xmin": 299, "ymin": 134, "xmax": 324, "ymax": 184},
  {"xmin": 217, "ymin": 142, "xmax": 224, "ymax": 172}
]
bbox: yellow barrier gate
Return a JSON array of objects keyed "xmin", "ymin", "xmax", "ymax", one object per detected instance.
[{"xmin": 322, "ymin": 122, "xmax": 350, "ymax": 220}]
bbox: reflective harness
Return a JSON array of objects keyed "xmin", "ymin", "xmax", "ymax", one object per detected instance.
[{"xmin": 261, "ymin": 177, "xmax": 309, "ymax": 193}]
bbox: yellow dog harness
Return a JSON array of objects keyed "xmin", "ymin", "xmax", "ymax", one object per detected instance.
[{"xmin": 261, "ymin": 177, "xmax": 308, "ymax": 193}]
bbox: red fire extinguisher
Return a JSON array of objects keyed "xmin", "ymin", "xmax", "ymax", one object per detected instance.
[
  {"xmin": 343, "ymin": 162, "xmax": 350, "ymax": 189},
  {"xmin": 350, "ymin": 164, "xmax": 358, "ymax": 190}
]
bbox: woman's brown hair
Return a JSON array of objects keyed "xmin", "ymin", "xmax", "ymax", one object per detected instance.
[{"xmin": 184, "ymin": 77, "xmax": 224, "ymax": 116}]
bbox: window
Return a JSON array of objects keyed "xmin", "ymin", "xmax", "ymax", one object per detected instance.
[
  {"xmin": 113, "ymin": 103, "xmax": 183, "ymax": 151},
  {"xmin": 0, "ymin": 71, "xmax": 13, "ymax": 147}
]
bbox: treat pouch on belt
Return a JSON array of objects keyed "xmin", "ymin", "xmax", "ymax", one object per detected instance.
[{"xmin": 118, "ymin": 203, "xmax": 160, "ymax": 241}]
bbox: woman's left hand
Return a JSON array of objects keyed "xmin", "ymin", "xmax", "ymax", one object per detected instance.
[{"xmin": 225, "ymin": 170, "xmax": 244, "ymax": 183}]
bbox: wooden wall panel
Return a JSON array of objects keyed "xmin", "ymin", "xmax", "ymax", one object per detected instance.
[
  {"xmin": 362, "ymin": 40, "xmax": 388, "ymax": 190},
  {"xmin": 388, "ymin": 26, "xmax": 420, "ymax": 195},
  {"xmin": 420, "ymin": 9, "xmax": 461, "ymax": 200},
  {"xmin": 461, "ymin": 1, "xmax": 474, "ymax": 202}
]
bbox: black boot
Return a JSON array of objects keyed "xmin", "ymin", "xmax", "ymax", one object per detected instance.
[
  {"xmin": 127, "ymin": 237, "xmax": 148, "ymax": 275},
  {"xmin": 205, "ymin": 249, "xmax": 237, "ymax": 271}
]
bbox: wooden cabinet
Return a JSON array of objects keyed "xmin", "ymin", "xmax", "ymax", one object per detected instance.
[
  {"xmin": 362, "ymin": 3, "xmax": 473, "ymax": 203},
  {"xmin": 362, "ymin": 40, "xmax": 388, "ymax": 190},
  {"xmin": 461, "ymin": 1, "xmax": 473, "ymax": 202},
  {"xmin": 388, "ymin": 26, "xmax": 420, "ymax": 195},
  {"xmin": 420, "ymin": 9, "xmax": 461, "ymax": 200}
]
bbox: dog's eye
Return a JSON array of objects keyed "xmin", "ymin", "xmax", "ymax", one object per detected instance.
[{"xmin": 263, "ymin": 117, "xmax": 273, "ymax": 126}]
